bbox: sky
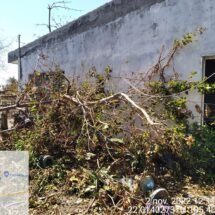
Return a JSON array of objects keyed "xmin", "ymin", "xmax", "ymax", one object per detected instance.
[{"xmin": 0, "ymin": 0, "xmax": 110, "ymax": 85}]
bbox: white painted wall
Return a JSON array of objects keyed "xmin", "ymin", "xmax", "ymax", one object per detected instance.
[{"xmin": 20, "ymin": 0, "xmax": 215, "ymax": 122}]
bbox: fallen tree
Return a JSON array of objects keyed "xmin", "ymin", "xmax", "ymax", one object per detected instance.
[{"xmin": 0, "ymin": 29, "xmax": 214, "ymax": 214}]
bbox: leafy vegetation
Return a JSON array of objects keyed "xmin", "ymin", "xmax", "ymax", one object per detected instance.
[
  {"xmin": 0, "ymin": 29, "xmax": 214, "ymax": 214},
  {"xmin": 2, "ymin": 77, "xmax": 18, "ymax": 93}
]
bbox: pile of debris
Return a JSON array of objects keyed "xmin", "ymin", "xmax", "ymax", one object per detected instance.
[{"xmin": 1, "ymin": 37, "xmax": 214, "ymax": 213}]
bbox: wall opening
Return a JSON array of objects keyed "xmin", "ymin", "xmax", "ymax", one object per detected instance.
[{"xmin": 204, "ymin": 59, "xmax": 215, "ymax": 125}]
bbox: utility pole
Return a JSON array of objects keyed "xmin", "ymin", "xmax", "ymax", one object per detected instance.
[
  {"xmin": 18, "ymin": 34, "xmax": 22, "ymax": 81},
  {"xmin": 48, "ymin": 6, "xmax": 52, "ymax": 33}
]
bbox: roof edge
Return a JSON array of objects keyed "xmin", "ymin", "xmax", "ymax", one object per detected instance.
[{"xmin": 8, "ymin": 0, "xmax": 164, "ymax": 63}]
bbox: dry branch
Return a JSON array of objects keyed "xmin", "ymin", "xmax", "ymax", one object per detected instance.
[
  {"xmin": 63, "ymin": 92, "xmax": 160, "ymax": 125},
  {"xmin": 0, "ymin": 124, "xmax": 18, "ymax": 133},
  {"xmin": 0, "ymin": 101, "xmax": 53, "ymax": 112},
  {"xmin": 87, "ymin": 92, "xmax": 159, "ymax": 125}
]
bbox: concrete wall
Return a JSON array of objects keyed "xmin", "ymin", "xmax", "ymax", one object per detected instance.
[{"xmin": 8, "ymin": 0, "xmax": 215, "ymax": 122}]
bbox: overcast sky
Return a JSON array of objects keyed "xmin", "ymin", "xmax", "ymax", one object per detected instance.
[{"xmin": 0, "ymin": 0, "xmax": 110, "ymax": 85}]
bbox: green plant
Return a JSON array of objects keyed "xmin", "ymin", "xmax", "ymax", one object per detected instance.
[
  {"xmin": 184, "ymin": 124, "xmax": 215, "ymax": 183},
  {"xmin": 1, "ymin": 29, "xmax": 215, "ymax": 213}
]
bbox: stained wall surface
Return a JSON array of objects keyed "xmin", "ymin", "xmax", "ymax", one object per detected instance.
[{"xmin": 8, "ymin": 0, "xmax": 215, "ymax": 122}]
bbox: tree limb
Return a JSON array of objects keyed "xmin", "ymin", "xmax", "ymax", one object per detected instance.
[
  {"xmin": 63, "ymin": 93, "xmax": 160, "ymax": 125},
  {"xmin": 0, "ymin": 101, "xmax": 53, "ymax": 112}
]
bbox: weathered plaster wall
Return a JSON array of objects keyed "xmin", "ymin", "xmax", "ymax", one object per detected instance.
[{"xmin": 8, "ymin": 0, "xmax": 215, "ymax": 122}]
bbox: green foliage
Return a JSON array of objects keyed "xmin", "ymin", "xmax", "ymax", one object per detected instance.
[
  {"xmin": 3, "ymin": 77, "xmax": 18, "ymax": 93},
  {"xmin": 5, "ymin": 67, "xmax": 214, "ymax": 186},
  {"xmin": 145, "ymin": 64, "xmax": 214, "ymax": 184},
  {"xmin": 184, "ymin": 124, "xmax": 215, "ymax": 183},
  {"xmin": 174, "ymin": 33, "xmax": 194, "ymax": 47},
  {"xmin": 173, "ymin": 27, "xmax": 206, "ymax": 48},
  {"xmin": 31, "ymin": 161, "xmax": 67, "ymax": 195},
  {"xmin": 167, "ymin": 80, "xmax": 191, "ymax": 93},
  {"xmin": 165, "ymin": 97, "xmax": 191, "ymax": 123},
  {"xmin": 197, "ymin": 82, "xmax": 215, "ymax": 94},
  {"xmin": 149, "ymin": 70, "xmax": 215, "ymax": 96},
  {"xmin": 2, "ymin": 30, "xmax": 215, "ymax": 213}
]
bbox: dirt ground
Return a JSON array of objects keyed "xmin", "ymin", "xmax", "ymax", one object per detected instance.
[{"xmin": 29, "ymin": 178, "xmax": 215, "ymax": 215}]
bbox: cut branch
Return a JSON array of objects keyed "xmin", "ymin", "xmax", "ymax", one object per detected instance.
[
  {"xmin": 63, "ymin": 92, "xmax": 160, "ymax": 125},
  {"xmin": 0, "ymin": 101, "xmax": 53, "ymax": 112}
]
